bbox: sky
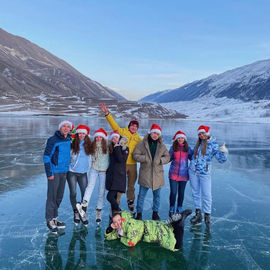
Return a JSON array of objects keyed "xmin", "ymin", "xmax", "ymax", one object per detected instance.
[{"xmin": 1, "ymin": 0, "xmax": 270, "ymax": 100}]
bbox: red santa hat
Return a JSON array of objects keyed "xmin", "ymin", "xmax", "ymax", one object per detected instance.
[
  {"xmin": 58, "ymin": 120, "xmax": 72, "ymax": 130},
  {"xmin": 94, "ymin": 128, "xmax": 108, "ymax": 139},
  {"xmin": 197, "ymin": 125, "xmax": 210, "ymax": 135},
  {"xmin": 76, "ymin": 124, "xmax": 90, "ymax": 135},
  {"xmin": 149, "ymin": 123, "xmax": 162, "ymax": 135},
  {"xmin": 109, "ymin": 130, "xmax": 120, "ymax": 140},
  {"xmin": 172, "ymin": 130, "xmax": 187, "ymax": 141}
]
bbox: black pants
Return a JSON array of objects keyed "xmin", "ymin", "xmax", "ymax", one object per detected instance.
[
  {"xmin": 67, "ymin": 171, "xmax": 88, "ymax": 209},
  {"xmin": 107, "ymin": 190, "xmax": 121, "ymax": 211},
  {"xmin": 45, "ymin": 173, "xmax": 67, "ymax": 221},
  {"xmin": 172, "ymin": 220, "xmax": 184, "ymax": 249}
]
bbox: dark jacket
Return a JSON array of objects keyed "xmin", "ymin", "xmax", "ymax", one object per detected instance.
[
  {"xmin": 106, "ymin": 144, "xmax": 129, "ymax": 193},
  {"xmin": 43, "ymin": 131, "xmax": 71, "ymax": 177}
]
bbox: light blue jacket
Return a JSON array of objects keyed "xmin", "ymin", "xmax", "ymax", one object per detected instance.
[
  {"xmin": 69, "ymin": 140, "xmax": 92, "ymax": 174},
  {"xmin": 189, "ymin": 136, "xmax": 227, "ymax": 175}
]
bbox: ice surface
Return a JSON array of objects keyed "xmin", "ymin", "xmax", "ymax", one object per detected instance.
[{"xmin": 0, "ymin": 116, "xmax": 269, "ymax": 269}]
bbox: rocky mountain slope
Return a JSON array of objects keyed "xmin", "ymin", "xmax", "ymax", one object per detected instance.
[{"xmin": 0, "ymin": 28, "xmax": 185, "ymax": 119}]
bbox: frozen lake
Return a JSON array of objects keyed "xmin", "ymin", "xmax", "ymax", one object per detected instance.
[{"xmin": 0, "ymin": 116, "xmax": 270, "ymax": 270}]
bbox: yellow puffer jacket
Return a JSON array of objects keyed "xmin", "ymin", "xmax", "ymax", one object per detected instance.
[{"xmin": 105, "ymin": 114, "xmax": 141, "ymax": 164}]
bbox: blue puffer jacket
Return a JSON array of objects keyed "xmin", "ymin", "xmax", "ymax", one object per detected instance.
[
  {"xmin": 189, "ymin": 136, "xmax": 227, "ymax": 175},
  {"xmin": 43, "ymin": 131, "xmax": 71, "ymax": 177}
]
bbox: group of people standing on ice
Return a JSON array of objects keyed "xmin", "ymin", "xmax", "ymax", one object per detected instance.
[{"xmin": 43, "ymin": 103, "xmax": 228, "ymax": 251}]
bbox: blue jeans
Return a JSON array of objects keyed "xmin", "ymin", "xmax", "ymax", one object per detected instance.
[
  {"xmin": 83, "ymin": 168, "xmax": 106, "ymax": 210},
  {"xmin": 189, "ymin": 169, "xmax": 212, "ymax": 214},
  {"xmin": 67, "ymin": 171, "xmax": 88, "ymax": 209},
  {"xmin": 136, "ymin": 185, "xmax": 161, "ymax": 213},
  {"xmin": 169, "ymin": 179, "xmax": 187, "ymax": 211}
]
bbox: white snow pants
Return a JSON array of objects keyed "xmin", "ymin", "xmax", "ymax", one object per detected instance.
[
  {"xmin": 189, "ymin": 169, "xmax": 212, "ymax": 214},
  {"xmin": 83, "ymin": 168, "xmax": 106, "ymax": 210}
]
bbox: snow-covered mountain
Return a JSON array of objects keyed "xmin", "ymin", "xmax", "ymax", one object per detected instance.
[
  {"xmin": 141, "ymin": 59, "xmax": 270, "ymax": 103},
  {"xmin": 140, "ymin": 59, "xmax": 270, "ymax": 122},
  {"xmin": 0, "ymin": 28, "xmax": 185, "ymax": 119}
]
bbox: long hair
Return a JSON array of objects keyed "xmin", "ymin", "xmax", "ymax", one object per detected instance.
[
  {"xmin": 108, "ymin": 141, "xmax": 115, "ymax": 154},
  {"xmin": 193, "ymin": 135, "xmax": 210, "ymax": 158},
  {"xmin": 172, "ymin": 140, "xmax": 189, "ymax": 152},
  {"xmin": 71, "ymin": 134, "xmax": 91, "ymax": 155},
  {"xmin": 90, "ymin": 138, "xmax": 107, "ymax": 154}
]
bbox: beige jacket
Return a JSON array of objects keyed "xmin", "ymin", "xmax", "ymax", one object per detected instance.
[{"xmin": 132, "ymin": 135, "xmax": 170, "ymax": 190}]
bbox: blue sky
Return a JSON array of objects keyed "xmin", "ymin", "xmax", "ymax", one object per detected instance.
[{"xmin": 1, "ymin": 0, "xmax": 270, "ymax": 100}]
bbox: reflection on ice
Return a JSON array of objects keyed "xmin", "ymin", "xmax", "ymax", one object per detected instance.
[{"xmin": 0, "ymin": 116, "xmax": 270, "ymax": 269}]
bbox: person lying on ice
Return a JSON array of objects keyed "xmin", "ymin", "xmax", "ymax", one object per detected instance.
[{"xmin": 105, "ymin": 209, "xmax": 192, "ymax": 251}]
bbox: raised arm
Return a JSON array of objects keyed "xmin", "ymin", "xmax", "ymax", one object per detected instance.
[{"xmin": 99, "ymin": 103, "xmax": 123, "ymax": 133}]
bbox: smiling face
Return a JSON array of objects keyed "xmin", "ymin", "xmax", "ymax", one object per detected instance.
[
  {"xmin": 60, "ymin": 123, "xmax": 72, "ymax": 137},
  {"xmin": 150, "ymin": 132, "xmax": 160, "ymax": 141},
  {"xmin": 111, "ymin": 135, "xmax": 120, "ymax": 144},
  {"xmin": 95, "ymin": 136, "xmax": 103, "ymax": 143},
  {"xmin": 129, "ymin": 124, "xmax": 138, "ymax": 134},
  {"xmin": 198, "ymin": 132, "xmax": 207, "ymax": 140},
  {"xmin": 177, "ymin": 137, "xmax": 185, "ymax": 144},
  {"xmin": 111, "ymin": 214, "xmax": 122, "ymax": 229},
  {"xmin": 78, "ymin": 132, "xmax": 86, "ymax": 141}
]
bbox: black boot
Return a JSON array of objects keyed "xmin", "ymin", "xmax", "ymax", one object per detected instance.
[
  {"xmin": 152, "ymin": 211, "xmax": 160, "ymax": 221},
  {"xmin": 204, "ymin": 213, "xmax": 211, "ymax": 229},
  {"xmin": 73, "ymin": 209, "xmax": 80, "ymax": 226},
  {"xmin": 190, "ymin": 209, "xmax": 202, "ymax": 225},
  {"xmin": 136, "ymin": 212, "xmax": 142, "ymax": 220}
]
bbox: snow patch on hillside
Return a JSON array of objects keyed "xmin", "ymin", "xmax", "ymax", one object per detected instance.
[{"xmin": 162, "ymin": 97, "xmax": 270, "ymax": 123}]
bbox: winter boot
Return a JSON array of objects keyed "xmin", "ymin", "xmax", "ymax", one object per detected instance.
[
  {"xmin": 190, "ymin": 209, "xmax": 202, "ymax": 225},
  {"xmin": 152, "ymin": 211, "xmax": 160, "ymax": 221},
  {"xmin": 76, "ymin": 200, "xmax": 87, "ymax": 218},
  {"xmin": 96, "ymin": 208, "xmax": 102, "ymax": 224},
  {"xmin": 54, "ymin": 217, "xmax": 66, "ymax": 229},
  {"xmin": 136, "ymin": 212, "xmax": 142, "ymax": 220},
  {"xmin": 73, "ymin": 209, "xmax": 80, "ymax": 226},
  {"xmin": 76, "ymin": 202, "xmax": 88, "ymax": 227},
  {"xmin": 47, "ymin": 219, "xmax": 58, "ymax": 234},
  {"xmin": 169, "ymin": 206, "xmax": 175, "ymax": 218},
  {"xmin": 127, "ymin": 200, "xmax": 136, "ymax": 215},
  {"xmin": 204, "ymin": 213, "xmax": 211, "ymax": 229},
  {"xmin": 165, "ymin": 212, "xmax": 182, "ymax": 225}
]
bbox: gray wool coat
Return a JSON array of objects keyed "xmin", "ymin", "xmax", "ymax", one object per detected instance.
[{"xmin": 132, "ymin": 135, "xmax": 170, "ymax": 190}]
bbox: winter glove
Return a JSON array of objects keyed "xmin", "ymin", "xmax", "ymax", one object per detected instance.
[
  {"xmin": 119, "ymin": 136, "xmax": 128, "ymax": 150},
  {"xmin": 220, "ymin": 142, "xmax": 228, "ymax": 153}
]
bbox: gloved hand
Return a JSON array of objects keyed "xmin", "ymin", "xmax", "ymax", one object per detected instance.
[
  {"xmin": 220, "ymin": 142, "xmax": 228, "ymax": 153},
  {"xmin": 119, "ymin": 136, "xmax": 128, "ymax": 150}
]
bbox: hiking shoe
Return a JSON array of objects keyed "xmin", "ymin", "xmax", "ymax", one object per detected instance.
[
  {"xmin": 165, "ymin": 212, "xmax": 182, "ymax": 225},
  {"xmin": 73, "ymin": 209, "xmax": 80, "ymax": 226},
  {"xmin": 54, "ymin": 218, "xmax": 66, "ymax": 229},
  {"xmin": 190, "ymin": 209, "xmax": 202, "ymax": 225},
  {"xmin": 204, "ymin": 213, "xmax": 211, "ymax": 229},
  {"xmin": 136, "ymin": 212, "xmax": 142, "ymax": 220},
  {"xmin": 47, "ymin": 219, "xmax": 58, "ymax": 234},
  {"xmin": 96, "ymin": 208, "xmax": 102, "ymax": 223},
  {"xmin": 152, "ymin": 211, "xmax": 160, "ymax": 221}
]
